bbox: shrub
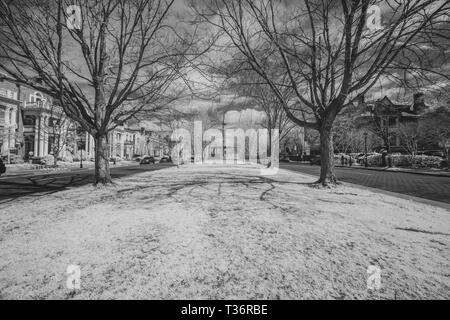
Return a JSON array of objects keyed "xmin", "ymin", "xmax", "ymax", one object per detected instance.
[
  {"xmin": 41, "ymin": 155, "xmax": 55, "ymax": 166},
  {"xmin": 366, "ymin": 154, "xmax": 383, "ymax": 167},
  {"xmin": 388, "ymin": 154, "xmax": 443, "ymax": 168},
  {"xmin": 73, "ymin": 150, "xmax": 88, "ymax": 162},
  {"xmin": 59, "ymin": 154, "xmax": 73, "ymax": 163},
  {"xmin": 334, "ymin": 153, "xmax": 355, "ymax": 165},
  {"xmin": 9, "ymin": 154, "xmax": 24, "ymax": 164}
]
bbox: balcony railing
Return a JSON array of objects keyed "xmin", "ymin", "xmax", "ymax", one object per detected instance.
[
  {"xmin": 0, "ymin": 88, "xmax": 18, "ymax": 100},
  {"xmin": 24, "ymin": 101, "xmax": 62, "ymax": 113},
  {"xmin": 25, "ymin": 101, "xmax": 48, "ymax": 109}
]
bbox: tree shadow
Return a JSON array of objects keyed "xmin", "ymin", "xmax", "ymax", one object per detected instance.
[{"xmin": 0, "ymin": 165, "xmax": 173, "ymax": 204}]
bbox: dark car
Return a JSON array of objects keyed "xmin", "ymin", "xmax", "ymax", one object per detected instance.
[
  {"xmin": 0, "ymin": 158, "xmax": 6, "ymax": 176},
  {"xmin": 309, "ymin": 155, "xmax": 321, "ymax": 166},
  {"xmin": 422, "ymin": 150, "xmax": 444, "ymax": 157},
  {"xmin": 140, "ymin": 156, "xmax": 155, "ymax": 165},
  {"xmin": 159, "ymin": 156, "xmax": 172, "ymax": 163}
]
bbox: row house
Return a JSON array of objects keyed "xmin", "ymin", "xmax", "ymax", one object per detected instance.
[
  {"xmin": 0, "ymin": 77, "xmax": 169, "ymax": 163},
  {"xmin": 79, "ymin": 124, "xmax": 169, "ymax": 160},
  {"xmin": 0, "ymin": 79, "xmax": 70, "ymax": 162},
  {"xmin": 108, "ymin": 125, "xmax": 169, "ymax": 160}
]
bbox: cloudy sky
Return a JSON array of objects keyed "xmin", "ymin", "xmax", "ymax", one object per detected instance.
[
  {"xmin": 1, "ymin": 0, "xmax": 448, "ymax": 129},
  {"xmin": 170, "ymin": 0, "xmax": 450, "ymax": 127}
]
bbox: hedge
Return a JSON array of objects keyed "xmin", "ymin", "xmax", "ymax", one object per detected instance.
[
  {"xmin": 366, "ymin": 154, "xmax": 383, "ymax": 167},
  {"xmin": 388, "ymin": 154, "xmax": 443, "ymax": 169}
]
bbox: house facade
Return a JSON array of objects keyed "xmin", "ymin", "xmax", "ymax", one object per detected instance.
[
  {"xmin": 0, "ymin": 85, "xmax": 20, "ymax": 163},
  {"xmin": 359, "ymin": 92, "xmax": 429, "ymax": 152},
  {"xmin": 0, "ymin": 77, "xmax": 169, "ymax": 163}
]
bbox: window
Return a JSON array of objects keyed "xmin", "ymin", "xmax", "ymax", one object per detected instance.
[
  {"xmin": 30, "ymin": 92, "xmax": 44, "ymax": 102},
  {"xmin": 23, "ymin": 115, "xmax": 36, "ymax": 126},
  {"xmin": 48, "ymin": 117, "xmax": 59, "ymax": 127}
]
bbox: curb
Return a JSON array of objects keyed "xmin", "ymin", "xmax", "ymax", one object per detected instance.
[
  {"xmin": 335, "ymin": 165, "xmax": 450, "ymax": 178},
  {"xmin": 286, "ymin": 161, "xmax": 450, "ymax": 177},
  {"xmin": 0, "ymin": 163, "xmax": 139, "ymax": 179},
  {"xmin": 0, "ymin": 167, "xmax": 93, "ymax": 178}
]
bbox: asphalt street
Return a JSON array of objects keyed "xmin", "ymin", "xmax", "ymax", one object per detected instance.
[
  {"xmin": 1, "ymin": 162, "xmax": 449, "ymax": 206},
  {"xmin": 280, "ymin": 163, "xmax": 450, "ymax": 205},
  {"xmin": 0, "ymin": 163, "xmax": 173, "ymax": 204}
]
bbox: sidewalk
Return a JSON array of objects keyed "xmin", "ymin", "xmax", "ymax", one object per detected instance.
[{"xmin": 335, "ymin": 164, "xmax": 450, "ymax": 177}]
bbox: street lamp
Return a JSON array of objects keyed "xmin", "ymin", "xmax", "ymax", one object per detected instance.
[
  {"xmin": 7, "ymin": 125, "xmax": 11, "ymax": 164},
  {"xmin": 77, "ymin": 134, "xmax": 84, "ymax": 169},
  {"xmin": 364, "ymin": 132, "xmax": 368, "ymax": 168},
  {"xmin": 80, "ymin": 146, "xmax": 83, "ymax": 168}
]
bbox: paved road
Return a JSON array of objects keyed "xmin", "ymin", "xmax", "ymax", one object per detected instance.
[
  {"xmin": 0, "ymin": 163, "xmax": 173, "ymax": 204},
  {"xmin": 280, "ymin": 163, "xmax": 450, "ymax": 205}
]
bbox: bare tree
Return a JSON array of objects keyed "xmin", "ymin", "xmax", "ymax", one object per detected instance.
[
  {"xmin": 43, "ymin": 104, "xmax": 75, "ymax": 167},
  {"xmin": 334, "ymin": 105, "xmax": 382, "ymax": 154},
  {"xmin": 0, "ymin": 0, "xmax": 199, "ymax": 184},
  {"xmin": 357, "ymin": 103, "xmax": 392, "ymax": 153},
  {"xmin": 229, "ymin": 72, "xmax": 296, "ymax": 154},
  {"xmin": 194, "ymin": 0, "xmax": 450, "ymax": 185},
  {"xmin": 419, "ymin": 106, "xmax": 450, "ymax": 162},
  {"xmin": 397, "ymin": 121, "xmax": 419, "ymax": 158}
]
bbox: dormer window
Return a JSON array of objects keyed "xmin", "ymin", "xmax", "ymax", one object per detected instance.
[{"xmin": 30, "ymin": 91, "xmax": 44, "ymax": 102}]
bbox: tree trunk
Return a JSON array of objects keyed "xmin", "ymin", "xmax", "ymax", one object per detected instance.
[
  {"xmin": 318, "ymin": 124, "xmax": 336, "ymax": 186},
  {"xmin": 94, "ymin": 132, "xmax": 112, "ymax": 185}
]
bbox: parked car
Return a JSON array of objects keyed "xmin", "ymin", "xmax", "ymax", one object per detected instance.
[
  {"xmin": 420, "ymin": 150, "xmax": 444, "ymax": 158},
  {"xmin": 140, "ymin": 155, "xmax": 155, "ymax": 164},
  {"xmin": 159, "ymin": 156, "xmax": 172, "ymax": 163},
  {"xmin": 0, "ymin": 158, "xmax": 6, "ymax": 176},
  {"xmin": 309, "ymin": 155, "xmax": 321, "ymax": 166}
]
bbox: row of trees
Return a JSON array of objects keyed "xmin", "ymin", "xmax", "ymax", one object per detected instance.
[
  {"xmin": 193, "ymin": 0, "xmax": 450, "ymax": 185},
  {"xmin": 0, "ymin": 0, "xmax": 202, "ymax": 184},
  {"xmin": 1, "ymin": 0, "xmax": 449, "ymax": 185}
]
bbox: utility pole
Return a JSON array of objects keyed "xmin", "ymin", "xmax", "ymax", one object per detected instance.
[{"xmin": 7, "ymin": 124, "xmax": 11, "ymax": 164}]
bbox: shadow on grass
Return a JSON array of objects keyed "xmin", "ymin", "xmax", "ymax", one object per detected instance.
[{"xmin": 0, "ymin": 164, "xmax": 173, "ymax": 204}]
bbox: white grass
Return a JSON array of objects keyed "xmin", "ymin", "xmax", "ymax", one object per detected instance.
[{"xmin": 0, "ymin": 164, "xmax": 449, "ymax": 299}]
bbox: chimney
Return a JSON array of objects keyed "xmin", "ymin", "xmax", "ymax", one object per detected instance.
[{"xmin": 413, "ymin": 92, "xmax": 425, "ymax": 107}]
